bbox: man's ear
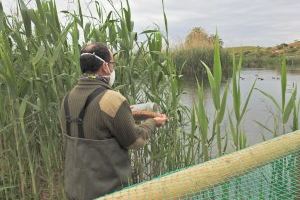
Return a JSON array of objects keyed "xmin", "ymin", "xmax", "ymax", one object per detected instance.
[
  {"xmin": 98, "ymin": 62, "xmax": 109, "ymax": 75},
  {"xmin": 103, "ymin": 62, "xmax": 110, "ymax": 73}
]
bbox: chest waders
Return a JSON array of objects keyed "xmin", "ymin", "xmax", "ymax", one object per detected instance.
[{"xmin": 63, "ymin": 87, "xmax": 131, "ymax": 200}]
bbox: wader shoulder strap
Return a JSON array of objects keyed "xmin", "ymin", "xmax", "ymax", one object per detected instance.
[
  {"xmin": 63, "ymin": 93, "xmax": 71, "ymax": 136},
  {"xmin": 77, "ymin": 87, "xmax": 106, "ymax": 138},
  {"xmin": 64, "ymin": 87, "xmax": 107, "ymax": 138}
]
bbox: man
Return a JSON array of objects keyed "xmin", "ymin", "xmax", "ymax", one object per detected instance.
[{"xmin": 60, "ymin": 42, "xmax": 168, "ymax": 200}]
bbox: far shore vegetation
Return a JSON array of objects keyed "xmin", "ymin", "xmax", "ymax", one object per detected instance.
[
  {"xmin": 227, "ymin": 41, "xmax": 300, "ymax": 68},
  {"xmin": 171, "ymin": 27, "xmax": 231, "ymax": 79},
  {"xmin": 171, "ymin": 27, "xmax": 300, "ymax": 78}
]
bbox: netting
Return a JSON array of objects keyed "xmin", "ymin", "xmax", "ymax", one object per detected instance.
[
  {"xmin": 183, "ymin": 153, "xmax": 299, "ymax": 200},
  {"xmin": 97, "ymin": 131, "xmax": 300, "ymax": 200}
]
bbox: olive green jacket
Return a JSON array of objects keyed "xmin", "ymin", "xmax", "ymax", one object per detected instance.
[{"xmin": 60, "ymin": 78, "xmax": 156, "ymax": 200}]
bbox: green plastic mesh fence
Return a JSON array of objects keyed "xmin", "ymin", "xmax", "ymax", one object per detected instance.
[
  {"xmin": 98, "ymin": 131, "xmax": 300, "ymax": 200},
  {"xmin": 183, "ymin": 152, "xmax": 299, "ymax": 200}
]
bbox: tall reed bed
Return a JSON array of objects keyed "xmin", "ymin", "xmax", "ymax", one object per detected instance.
[
  {"xmin": 0, "ymin": 0, "xmax": 75, "ymax": 198},
  {"xmin": 0, "ymin": 0, "xmax": 189, "ymax": 198},
  {"xmin": 171, "ymin": 46, "xmax": 231, "ymax": 79}
]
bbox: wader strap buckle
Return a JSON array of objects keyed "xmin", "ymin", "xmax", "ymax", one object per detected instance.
[
  {"xmin": 76, "ymin": 118, "xmax": 83, "ymax": 124},
  {"xmin": 66, "ymin": 117, "xmax": 83, "ymax": 124}
]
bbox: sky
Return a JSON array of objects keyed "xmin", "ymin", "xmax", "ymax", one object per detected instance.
[{"xmin": 2, "ymin": 0, "xmax": 300, "ymax": 47}]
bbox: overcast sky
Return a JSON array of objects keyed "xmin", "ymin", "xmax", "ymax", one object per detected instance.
[{"xmin": 2, "ymin": 0, "xmax": 300, "ymax": 47}]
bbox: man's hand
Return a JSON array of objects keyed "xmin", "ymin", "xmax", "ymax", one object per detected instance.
[{"xmin": 153, "ymin": 114, "xmax": 168, "ymax": 127}]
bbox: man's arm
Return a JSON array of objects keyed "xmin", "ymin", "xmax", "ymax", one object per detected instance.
[
  {"xmin": 113, "ymin": 100, "xmax": 157, "ymax": 149},
  {"xmin": 99, "ymin": 90, "xmax": 157, "ymax": 149}
]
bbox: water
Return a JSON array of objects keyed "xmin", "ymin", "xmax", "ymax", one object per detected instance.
[{"xmin": 181, "ymin": 67, "xmax": 300, "ymax": 147}]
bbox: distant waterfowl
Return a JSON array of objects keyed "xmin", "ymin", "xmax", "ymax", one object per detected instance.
[
  {"xmin": 240, "ymin": 76, "xmax": 245, "ymax": 80},
  {"xmin": 258, "ymin": 77, "xmax": 264, "ymax": 80},
  {"xmin": 288, "ymin": 81, "xmax": 296, "ymax": 88},
  {"xmin": 287, "ymin": 81, "xmax": 297, "ymax": 93}
]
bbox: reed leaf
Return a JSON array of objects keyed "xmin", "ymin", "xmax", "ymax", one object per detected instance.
[
  {"xmin": 31, "ymin": 45, "xmax": 45, "ymax": 66},
  {"xmin": 217, "ymin": 83, "xmax": 228, "ymax": 123},
  {"xmin": 254, "ymin": 120, "xmax": 274, "ymax": 135},
  {"xmin": 35, "ymin": 0, "xmax": 46, "ymax": 22},
  {"xmin": 77, "ymin": 0, "xmax": 83, "ymax": 27},
  {"xmin": 255, "ymin": 88, "xmax": 280, "ymax": 111},
  {"xmin": 283, "ymin": 87, "xmax": 296, "ymax": 124},
  {"xmin": 195, "ymin": 81, "xmax": 209, "ymax": 161},
  {"xmin": 281, "ymin": 57, "xmax": 287, "ymax": 111},
  {"xmin": 292, "ymin": 99, "xmax": 300, "ymax": 131},
  {"xmin": 18, "ymin": 0, "xmax": 32, "ymax": 38},
  {"xmin": 0, "ymin": 1, "xmax": 6, "ymax": 31},
  {"xmin": 213, "ymin": 33, "xmax": 222, "ymax": 86},
  {"xmin": 124, "ymin": 0, "xmax": 132, "ymax": 32},
  {"xmin": 161, "ymin": 0, "xmax": 169, "ymax": 48},
  {"xmin": 232, "ymin": 68, "xmax": 240, "ymax": 121},
  {"xmin": 201, "ymin": 60, "xmax": 219, "ymax": 109},
  {"xmin": 240, "ymin": 79, "xmax": 256, "ymax": 121},
  {"xmin": 228, "ymin": 114, "xmax": 237, "ymax": 147}
]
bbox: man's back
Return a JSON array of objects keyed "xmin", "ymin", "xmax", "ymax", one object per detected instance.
[{"xmin": 61, "ymin": 78, "xmax": 132, "ymax": 199}]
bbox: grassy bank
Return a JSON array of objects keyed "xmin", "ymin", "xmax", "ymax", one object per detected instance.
[
  {"xmin": 241, "ymin": 54, "xmax": 300, "ymax": 68},
  {"xmin": 227, "ymin": 43, "xmax": 300, "ymax": 68}
]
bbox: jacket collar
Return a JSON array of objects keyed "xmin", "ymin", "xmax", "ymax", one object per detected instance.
[{"xmin": 77, "ymin": 75, "xmax": 112, "ymax": 89}]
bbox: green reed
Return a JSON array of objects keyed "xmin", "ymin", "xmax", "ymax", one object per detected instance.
[
  {"xmin": 253, "ymin": 58, "xmax": 299, "ymax": 198},
  {"xmin": 229, "ymin": 55, "xmax": 256, "ymax": 150},
  {"xmin": 191, "ymin": 41, "xmax": 298, "ymax": 161},
  {"xmin": 255, "ymin": 57, "xmax": 297, "ymax": 136}
]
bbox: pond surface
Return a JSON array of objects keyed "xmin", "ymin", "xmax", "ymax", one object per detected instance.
[{"xmin": 181, "ymin": 67, "xmax": 300, "ymax": 147}]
